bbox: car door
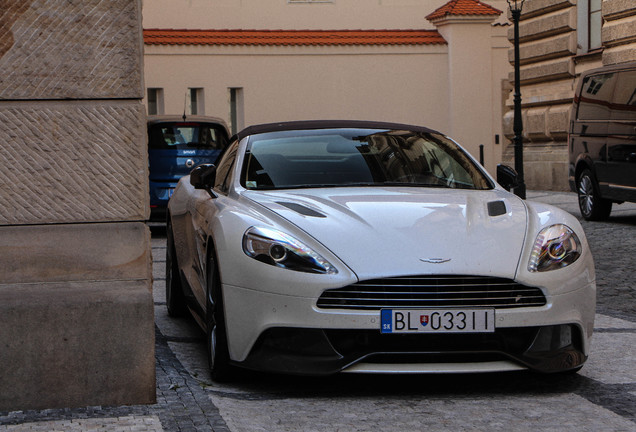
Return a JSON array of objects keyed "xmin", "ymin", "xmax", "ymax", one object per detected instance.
[
  {"xmin": 189, "ymin": 141, "xmax": 240, "ymax": 312},
  {"xmin": 605, "ymin": 69, "xmax": 636, "ymax": 201},
  {"xmin": 572, "ymin": 72, "xmax": 616, "ymax": 193}
]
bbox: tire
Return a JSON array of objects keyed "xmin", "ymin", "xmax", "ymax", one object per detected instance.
[
  {"xmin": 205, "ymin": 247, "xmax": 234, "ymax": 382},
  {"xmin": 577, "ymin": 169, "xmax": 612, "ymax": 221},
  {"xmin": 166, "ymin": 222, "xmax": 187, "ymax": 317},
  {"xmin": 563, "ymin": 365, "xmax": 583, "ymax": 375}
]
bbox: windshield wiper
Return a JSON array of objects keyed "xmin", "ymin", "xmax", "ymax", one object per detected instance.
[{"xmin": 381, "ymin": 182, "xmax": 450, "ymax": 188}]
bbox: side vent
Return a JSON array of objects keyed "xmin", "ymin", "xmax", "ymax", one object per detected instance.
[
  {"xmin": 487, "ymin": 201, "xmax": 507, "ymax": 217},
  {"xmin": 276, "ymin": 202, "xmax": 326, "ymax": 218}
]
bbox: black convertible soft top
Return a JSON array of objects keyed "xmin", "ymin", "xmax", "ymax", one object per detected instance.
[{"xmin": 232, "ymin": 120, "xmax": 441, "ymax": 142}]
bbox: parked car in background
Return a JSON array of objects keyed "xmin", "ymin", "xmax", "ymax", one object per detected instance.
[
  {"xmin": 166, "ymin": 120, "xmax": 596, "ymax": 381},
  {"xmin": 569, "ymin": 62, "xmax": 636, "ymax": 220},
  {"xmin": 148, "ymin": 115, "xmax": 229, "ymax": 221}
]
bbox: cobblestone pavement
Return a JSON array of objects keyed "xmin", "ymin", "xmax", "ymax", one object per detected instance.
[
  {"xmin": 0, "ymin": 322, "xmax": 230, "ymax": 431},
  {"xmin": 1, "ymin": 191, "xmax": 635, "ymax": 431}
]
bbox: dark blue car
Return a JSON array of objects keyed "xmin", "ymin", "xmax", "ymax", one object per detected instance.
[{"xmin": 148, "ymin": 115, "xmax": 229, "ymax": 221}]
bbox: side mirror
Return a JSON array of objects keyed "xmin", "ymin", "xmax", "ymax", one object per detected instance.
[
  {"xmin": 496, "ymin": 164, "xmax": 519, "ymax": 192},
  {"xmin": 190, "ymin": 164, "xmax": 217, "ymax": 190}
]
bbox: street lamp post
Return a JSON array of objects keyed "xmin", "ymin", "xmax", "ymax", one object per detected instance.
[{"xmin": 508, "ymin": 0, "xmax": 526, "ymax": 199}]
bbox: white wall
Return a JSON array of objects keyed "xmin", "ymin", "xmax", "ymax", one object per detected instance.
[{"xmin": 145, "ymin": 44, "xmax": 451, "ymax": 132}]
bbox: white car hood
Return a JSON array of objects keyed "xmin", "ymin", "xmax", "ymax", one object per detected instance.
[{"xmin": 243, "ymin": 187, "xmax": 528, "ymax": 280}]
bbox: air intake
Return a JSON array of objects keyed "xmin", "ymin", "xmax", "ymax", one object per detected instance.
[{"xmin": 317, "ymin": 275, "xmax": 546, "ymax": 310}]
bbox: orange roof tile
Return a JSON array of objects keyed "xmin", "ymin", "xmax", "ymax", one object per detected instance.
[
  {"xmin": 426, "ymin": 0, "xmax": 502, "ymax": 21},
  {"xmin": 143, "ymin": 29, "xmax": 446, "ymax": 47}
]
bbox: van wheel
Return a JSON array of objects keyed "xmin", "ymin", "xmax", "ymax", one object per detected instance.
[{"xmin": 577, "ymin": 169, "xmax": 612, "ymax": 221}]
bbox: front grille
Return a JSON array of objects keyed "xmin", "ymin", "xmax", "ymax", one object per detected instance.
[{"xmin": 316, "ymin": 275, "xmax": 546, "ymax": 310}]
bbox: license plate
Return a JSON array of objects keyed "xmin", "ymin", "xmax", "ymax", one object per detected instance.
[{"xmin": 380, "ymin": 309, "xmax": 495, "ymax": 334}]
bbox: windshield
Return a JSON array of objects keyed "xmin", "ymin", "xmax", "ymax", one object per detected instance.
[
  {"xmin": 241, "ymin": 128, "xmax": 493, "ymax": 190},
  {"xmin": 148, "ymin": 122, "xmax": 227, "ymax": 150}
]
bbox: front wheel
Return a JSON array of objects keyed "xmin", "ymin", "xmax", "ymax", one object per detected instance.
[
  {"xmin": 206, "ymin": 248, "xmax": 234, "ymax": 382},
  {"xmin": 577, "ymin": 169, "xmax": 612, "ymax": 221}
]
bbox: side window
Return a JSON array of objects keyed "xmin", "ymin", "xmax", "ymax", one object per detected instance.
[
  {"xmin": 611, "ymin": 70, "xmax": 636, "ymax": 121},
  {"xmin": 214, "ymin": 141, "xmax": 239, "ymax": 194},
  {"xmin": 577, "ymin": 73, "xmax": 616, "ymax": 120}
]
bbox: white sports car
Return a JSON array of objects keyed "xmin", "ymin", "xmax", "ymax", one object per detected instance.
[{"xmin": 166, "ymin": 120, "xmax": 596, "ymax": 381}]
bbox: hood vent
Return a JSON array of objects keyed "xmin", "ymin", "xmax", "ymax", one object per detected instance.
[
  {"xmin": 276, "ymin": 201, "xmax": 326, "ymax": 218},
  {"xmin": 487, "ymin": 201, "xmax": 507, "ymax": 217}
]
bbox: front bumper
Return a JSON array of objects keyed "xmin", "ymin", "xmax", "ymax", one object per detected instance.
[
  {"xmin": 222, "ymin": 280, "xmax": 595, "ymax": 375},
  {"xmin": 239, "ymin": 325, "xmax": 585, "ymax": 375},
  {"xmin": 149, "ymin": 180, "xmax": 177, "ymax": 222}
]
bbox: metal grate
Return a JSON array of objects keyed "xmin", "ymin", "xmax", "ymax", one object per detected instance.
[{"xmin": 316, "ymin": 275, "xmax": 546, "ymax": 310}]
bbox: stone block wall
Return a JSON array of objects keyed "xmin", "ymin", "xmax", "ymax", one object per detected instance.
[
  {"xmin": 502, "ymin": 0, "xmax": 636, "ymax": 191},
  {"xmin": 602, "ymin": 0, "xmax": 636, "ymax": 65},
  {"xmin": 0, "ymin": 0, "xmax": 154, "ymax": 411}
]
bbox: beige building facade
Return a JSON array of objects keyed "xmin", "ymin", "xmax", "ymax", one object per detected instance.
[
  {"xmin": 142, "ymin": 0, "xmax": 512, "ymax": 174},
  {"xmin": 501, "ymin": 0, "xmax": 636, "ymax": 190}
]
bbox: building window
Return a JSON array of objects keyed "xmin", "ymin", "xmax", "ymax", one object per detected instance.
[
  {"xmin": 187, "ymin": 88, "xmax": 204, "ymax": 115},
  {"xmin": 147, "ymin": 88, "xmax": 164, "ymax": 115},
  {"xmin": 229, "ymin": 88, "xmax": 244, "ymax": 135},
  {"xmin": 588, "ymin": 0, "xmax": 602, "ymax": 50},
  {"xmin": 578, "ymin": 0, "xmax": 602, "ymax": 53}
]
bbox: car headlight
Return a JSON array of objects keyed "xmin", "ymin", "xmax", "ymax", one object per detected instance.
[
  {"xmin": 528, "ymin": 224, "xmax": 582, "ymax": 272},
  {"xmin": 242, "ymin": 227, "xmax": 338, "ymax": 274}
]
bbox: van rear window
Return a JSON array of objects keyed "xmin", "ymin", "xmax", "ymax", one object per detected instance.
[{"xmin": 149, "ymin": 122, "xmax": 228, "ymax": 150}]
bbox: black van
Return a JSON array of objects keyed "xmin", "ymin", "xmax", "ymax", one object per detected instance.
[{"xmin": 569, "ymin": 62, "xmax": 636, "ymax": 220}]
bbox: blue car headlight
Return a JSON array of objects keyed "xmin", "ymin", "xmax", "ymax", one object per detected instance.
[
  {"xmin": 242, "ymin": 227, "xmax": 338, "ymax": 275},
  {"xmin": 528, "ymin": 224, "xmax": 582, "ymax": 272}
]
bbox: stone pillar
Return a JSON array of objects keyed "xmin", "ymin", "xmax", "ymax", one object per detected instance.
[
  {"xmin": 0, "ymin": 0, "xmax": 155, "ymax": 410},
  {"xmin": 427, "ymin": 12, "xmax": 502, "ymax": 173}
]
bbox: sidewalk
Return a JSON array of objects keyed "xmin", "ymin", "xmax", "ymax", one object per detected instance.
[{"xmin": 0, "ymin": 327, "xmax": 230, "ymax": 432}]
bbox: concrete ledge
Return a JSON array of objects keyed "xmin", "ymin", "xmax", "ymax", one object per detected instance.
[
  {"xmin": 602, "ymin": 17, "xmax": 636, "ymax": 47},
  {"xmin": 517, "ymin": 57, "xmax": 575, "ymax": 84},
  {"xmin": 514, "ymin": 33, "xmax": 577, "ymax": 65},
  {"xmin": 515, "ymin": 8, "xmax": 576, "ymax": 42},
  {"xmin": 0, "ymin": 222, "xmax": 151, "ymax": 284},
  {"xmin": 603, "ymin": 44, "xmax": 636, "ymax": 65},
  {"xmin": 546, "ymin": 104, "xmax": 571, "ymax": 141},
  {"xmin": 603, "ymin": 0, "xmax": 636, "ymax": 20},
  {"xmin": 0, "ymin": 280, "xmax": 155, "ymax": 411},
  {"xmin": 516, "ymin": 0, "xmax": 573, "ymax": 20}
]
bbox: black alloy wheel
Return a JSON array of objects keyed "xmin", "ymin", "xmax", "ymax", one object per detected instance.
[
  {"xmin": 577, "ymin": 169, "xmax": 612, "ymax": 221},
  {"xmin": 205, "ymin": 248, "xmax": 234, "ymax": 382},
  {"xmin": 166, "ymin": 222, "xmax": 187, "ymax": 317}
]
